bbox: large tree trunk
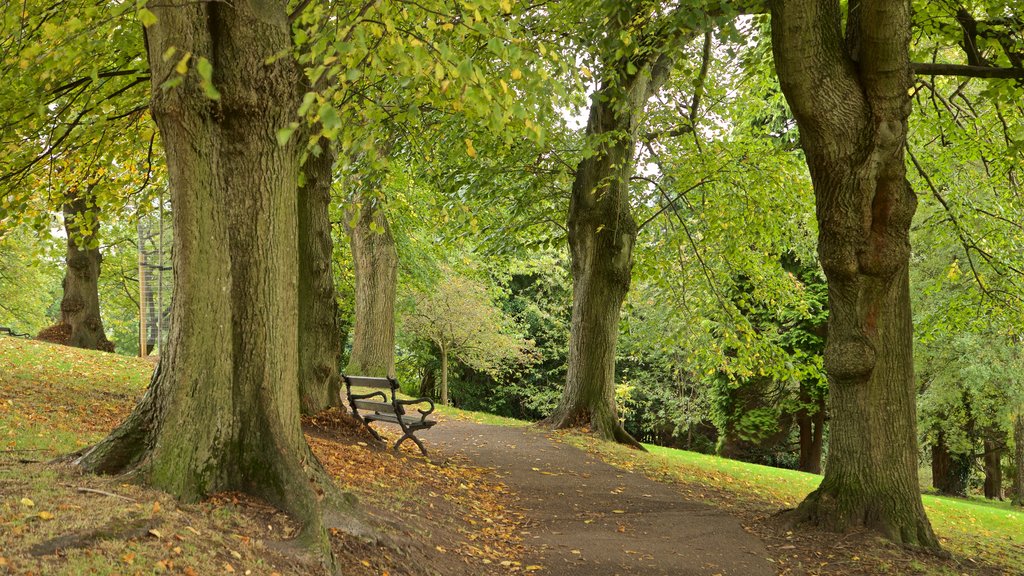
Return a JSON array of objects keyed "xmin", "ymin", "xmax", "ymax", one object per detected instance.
[
  {"xmin": 931, "ymin": 430, "xmax": 970, "ymax": 496},
  {"xmin": 542, "ymin": 26, "xmax": 675, "ymax": 448},
  {"xmin": 345, "ymin": 194, "xmax": 397, "ymax": 377},
  {"xmin": 60, "ymin": 193, "xmax": 113, "ymax": 352},
  {"xmin": 983, "ymin": 433, "xmax": 1003, "ymax": 500},
  {"xmin": 76, "ymin": 1, "xmax": 344, "ymax": 561},
  {"xmin": 298, "ymin": 140, "xmax": 342, "ymax": 415},
  {"xmin": 771, "ymin": 0, "xmax": 938, "ymax": 547},
  {"xmin": 1013, "ymin": 413, "xmax": 1024, "ymax": 506}
]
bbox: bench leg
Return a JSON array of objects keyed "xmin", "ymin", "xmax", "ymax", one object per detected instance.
[
  {"xmin": 363, "ymin": 422, "xmax": 385, "ymax": 444},
  {"xmin": 393, "ymin": 433, "xmax": 428, "ymax": 456}
]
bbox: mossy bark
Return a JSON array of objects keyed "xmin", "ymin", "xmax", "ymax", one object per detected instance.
[
  {"xmin": 771, "ymin": 0, "xmax": 938, "ymax": 548},
  {"xmin": 76, "ymin": 1, "xmax": 348, "ymax": 564}
]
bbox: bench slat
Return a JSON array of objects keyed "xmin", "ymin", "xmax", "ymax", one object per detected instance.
[
  {"xmin": 363, "ymin": 413, "xmax": 437, "ymax": 430},
  {"xmin": 353, "ymin": 399, "xmax": 398, "ymax": 413}
]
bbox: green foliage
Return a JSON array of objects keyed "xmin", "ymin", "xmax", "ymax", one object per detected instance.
[
  {"xmin": 0, "ymin": 230, "xmax": 61, "ymax": 334},
  {"xmin": 401, "ymin": 266, "xmax": 532, "ymax": 391}
]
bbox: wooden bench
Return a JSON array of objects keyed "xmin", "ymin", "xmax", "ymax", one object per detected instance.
[{"xmin": 342, "ymin": 375, "xmax": 437, "ymax": 455}]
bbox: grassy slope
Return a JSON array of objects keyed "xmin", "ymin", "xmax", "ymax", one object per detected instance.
[{"xmin": 0, "ymin": 337, "xmax": 529, "ymax": 576}]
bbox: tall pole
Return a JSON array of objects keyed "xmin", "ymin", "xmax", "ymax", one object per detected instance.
[{"xmin": 138, "ymin": 219, "xmax": 148, "ymax": 357}]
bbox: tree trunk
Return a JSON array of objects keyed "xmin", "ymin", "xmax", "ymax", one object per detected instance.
[
  {"xmin": 439, "ymin": 345, "xmax": 449, "ymax": 406},
  {"xmin": 1013, "ymin": 413, "xmax": 1024, "ymax": 506},
  {"xmin": 771, "ymin": 0, "xmax": 938, "ymax": 547},
  {"xmin": 76, "ymin": 1, "xmax": 344, "ymax": 562},
  {"xmin": 797, "ymin": 391, "xmax": 825, "ymax": 474},
  {"xmin": 983, "ymin": 434, "xmax": 1003, "ymax": 500},
  {"xmin": 543, "ymin": 28, "xmax": 675, "ymax": 448},
  {"xmin": 60, "ymin": 193, "xmax": 113, "ymax": 352},
  {"xmin": 297, "ymin": 140, "xmax": 342, "ymax": 415},
  {"xmin": 345, "ymin": 194, "xmax": 397, "ymax": 377},
  {"xmin": 419, "ymin": 364, "xmax": 436, "ymax": 399},
  {"xmin": 931, "ymin": 430, "xmax": 970, "ymax": 496}
]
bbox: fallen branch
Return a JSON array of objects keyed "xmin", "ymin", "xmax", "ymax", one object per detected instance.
[{"xmin": 75, "ymin": 486, "xmax": 137, "ymax": 502}]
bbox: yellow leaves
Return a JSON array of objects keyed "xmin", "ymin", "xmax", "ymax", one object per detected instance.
[
  {"xmin": 465, "ymin": 139, "xmax": 477, "ymax": 158},
  {"xmin": 137, "ymin": 8, "xmax": 157, "ymax": 27},
  {"xmin": 37, "ymin": 510, "xmax": 54, "ymax": 520},
  {"xmin": 20, "ymin": 497, "xmax": 34, "ymax": 507},
  {"xmin": 499, "ymin": 0, "xmax": 512, "ymax": 13},
  {"xmin": 148, "ymin": 528, "xmax": 164, "ymax": 538},
  {"xmin": 510, "ymin": 68, "xmax": 522, "ymax": 80},
  {"xmin": 152, "ymin": 500, "xmax": 161, "ymax": 514},
  {"xmin": 122, "ymin": 552, "xmax": 136, "ymax": 565},
  {"xmin": 175, "ymin": 53, "xmax": 192, "ymax": 75}
]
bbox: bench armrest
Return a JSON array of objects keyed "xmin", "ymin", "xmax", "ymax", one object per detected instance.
[{"xmin": 396, "ymin": 397, "xmax": 435, "ymax": 420}]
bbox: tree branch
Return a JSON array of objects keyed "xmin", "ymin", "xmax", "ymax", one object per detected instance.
[{"xmin": 912, "ymin": 62, "xmax": 1024, "ymax": 79}]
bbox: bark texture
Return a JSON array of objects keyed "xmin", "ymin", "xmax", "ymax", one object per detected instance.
[
  {"xmin": 298, "ymin": 140, "xmax": 342, "ymax": 415},
  {"xmin": 771, "ymin": 0, "xmax": 938, "ymax": 547},
  {"xmin": 76, "ymin": 1, "xmax": 344, "ymax": 561},
  {"xmin": 60, "ymin": 193, "xmax": 113, "ymax": 352},
  {"xmin": 344, "ymin": 193, "xmax": 397, "ymax": 378},
  {"xmin": 543, "ymin": 14, "xmax": 678, "ymax": 447}
]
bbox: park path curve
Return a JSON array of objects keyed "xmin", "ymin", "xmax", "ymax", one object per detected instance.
[{"xmin": 427, "ymin": 420, "xmax": 774, "ymax": 576}]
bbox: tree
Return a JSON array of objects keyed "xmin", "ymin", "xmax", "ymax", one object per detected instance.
[
  {"xmin": 403, "ymin": 268, "xmax": 528, "ymax": 406},
  {"xmin": 769, "ymin": 0, "xmax": 938, "ymax": 546},
  {"xmin": 56, "ymin": 189, "xmax": 114, "ymax": 352},
  {"xmin": 543, "ymin": 2, "xmax": 693, "ymax": 447},
  {"xmin": 75, "ymin": 1, "xmax": 342, "ymax": 560},
  {"xmin": 344, "ymin": 173, "xmax": 398, "ymax": 379},
  {"xmin": 297, "ymin": 140, "xmax": 343, "ymax": 415}
]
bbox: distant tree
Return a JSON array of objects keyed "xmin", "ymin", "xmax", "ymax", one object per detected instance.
[
  {"xmin": 403, "ymin": 269, "xmax": 529, "ymax": 406},
  {"xmin": 344, "ymin": 177, "xmax": 398, "ymax": 379},
  {"xmin": 54, "ymin": 189, "xmax": 114, "ymax": 352}
]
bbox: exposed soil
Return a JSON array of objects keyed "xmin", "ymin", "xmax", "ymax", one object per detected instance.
[{"xmin": 426, "ymin": 420, "xmax": 774, "ymax": 576}]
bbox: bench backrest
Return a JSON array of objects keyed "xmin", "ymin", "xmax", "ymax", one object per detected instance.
[
  {"xmin": 343, "ymin": 375, "xmax": 397, "ymax": 390},
  {"xmin": 352, "ymin": 399, "xmax": 399, "ymax": 414}
]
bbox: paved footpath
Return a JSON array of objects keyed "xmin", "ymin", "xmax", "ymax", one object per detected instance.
[{"xmin": 427, "ymin": 421, "xmax": 775, "ymax": 576}]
